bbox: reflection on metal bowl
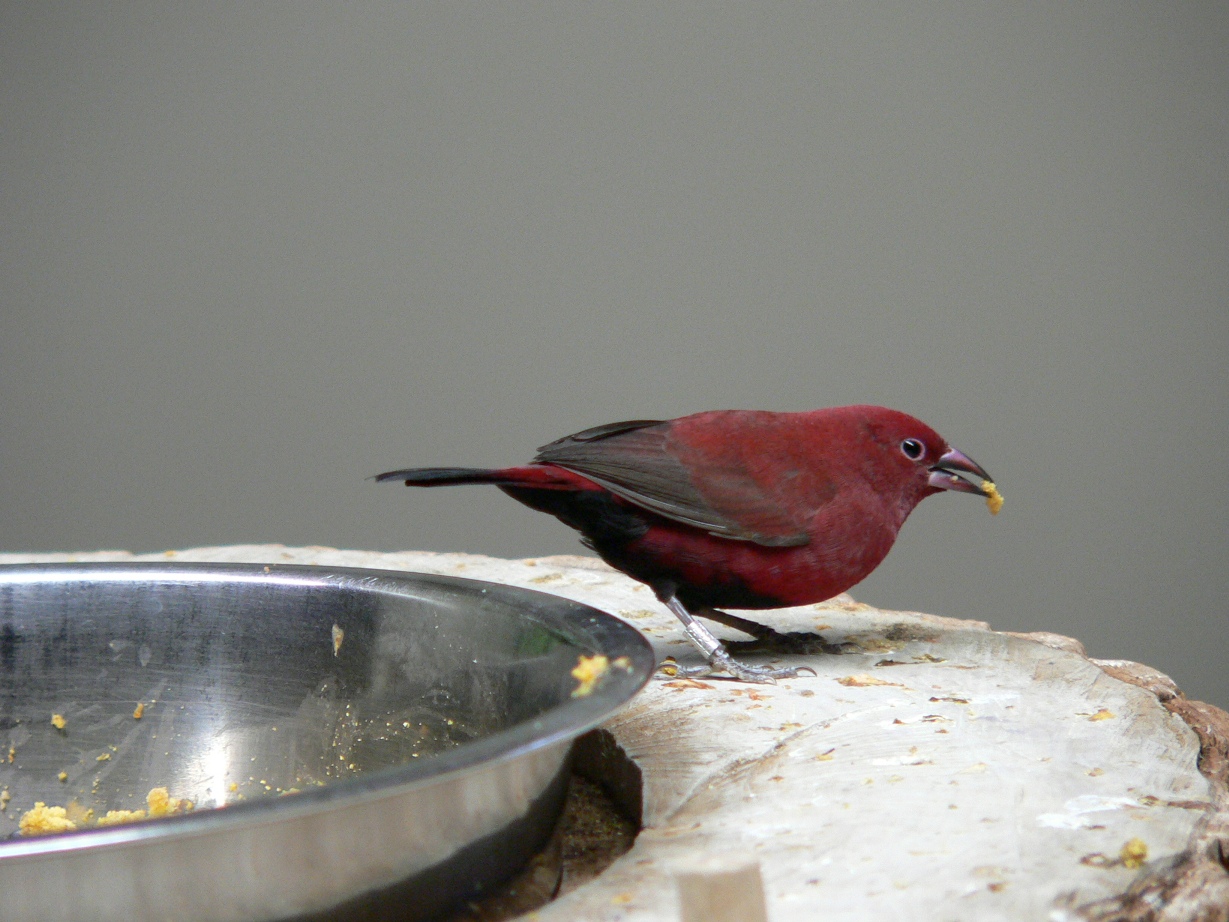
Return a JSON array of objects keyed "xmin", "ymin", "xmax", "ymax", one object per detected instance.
[{"xmin": 0, "ymin": 563, "xmax": 653, "ymax": 921}]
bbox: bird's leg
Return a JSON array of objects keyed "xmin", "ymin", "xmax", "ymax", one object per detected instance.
[
  {"xmin": 697, "ymin": 607, "xmax": 852, "ymax": 656},
  {"xmin": 694, "ymin": 608, "xmax": 787, "ymax": 642},
  {"xmin": 657, "ymin": 594, "xmax": 816, "ymax": 684}
]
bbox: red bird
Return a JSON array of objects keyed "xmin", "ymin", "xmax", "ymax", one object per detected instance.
[{"xmin": 377, "ymin": 406, "xmax": 998, "ymax": 682}]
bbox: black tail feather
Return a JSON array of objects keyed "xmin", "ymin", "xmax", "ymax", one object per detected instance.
[{"xmin": 374, "ymin": 467, "xmax": 500, "ymax": 486}]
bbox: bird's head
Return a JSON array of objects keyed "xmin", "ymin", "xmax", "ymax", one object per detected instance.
[{"xmin": 848, "ymin": 406, "xmax": 999, "ymax": 518}]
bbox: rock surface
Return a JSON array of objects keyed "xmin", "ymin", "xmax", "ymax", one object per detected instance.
[{"xmin": 3, "ymin": 545, "xmax": 1226, "ymax": 921}]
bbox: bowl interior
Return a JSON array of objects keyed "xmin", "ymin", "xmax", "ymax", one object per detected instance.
[{"xmin": 0, "ymin": 563, "xmax": 650, "ymax": 841}]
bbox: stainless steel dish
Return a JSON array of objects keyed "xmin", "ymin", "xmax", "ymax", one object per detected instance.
[{"xmin": 0, "ymin": 562, "xmax": 653, "ymax": 921}]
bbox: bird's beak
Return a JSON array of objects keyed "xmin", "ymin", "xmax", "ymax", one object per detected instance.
[{"xmin": 928, "ymin": 448, "xmax": 993, "ymax": 495}]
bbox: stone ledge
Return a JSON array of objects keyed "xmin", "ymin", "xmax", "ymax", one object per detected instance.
[{"xmin": 3, "ymin": 546, "xmax": 1226, "ymax": 921}]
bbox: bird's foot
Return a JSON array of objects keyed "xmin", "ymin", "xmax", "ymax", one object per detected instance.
[
  {"xmin": 696, "ymin": 608, "xmax": 853, "ymax": 655},
  {"xmin": 658, "ymin": 655, "xmax": 817, "ymax": 685},
  {"xmin": 727, "ymin": 632, "xmax": 854, "ymax": 656},
  {"xmin": 657, "ymin": 593, "xmax": 818, "ymax": 684}
]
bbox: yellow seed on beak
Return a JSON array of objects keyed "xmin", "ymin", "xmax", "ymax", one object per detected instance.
[{"xmin": 981, "ymin": 481, "xmax": 1004, "ymax": 515}]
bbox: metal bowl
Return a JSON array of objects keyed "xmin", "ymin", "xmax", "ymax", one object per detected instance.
[{"xmin": 0, "ymin": 562, "xmax": 652, "ymax": 922}]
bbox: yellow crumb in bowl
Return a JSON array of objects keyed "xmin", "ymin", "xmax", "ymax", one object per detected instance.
[
  {"xmin": 51, "ymin": 713, "xmax": 66, "ymax": 730},
  {"xmin": 96, "ymin": 809, "xmax": 146, "ymax": 827},
  {"xmin": 64, "ymin": 802, "xmax": 94, "ymax": 826},
  {"xmin": 981, "ymin": 480, "xmax": 1004, "ymax": 515},
  {"xmin": 21, "ymin": 787, "xmax": 195, "ymax": 835},
  {"xmin": 571, "ymin": 654, "xmax": 610, "ymax": 698},
  {"xmin": 133, "ymin": 702, "xmax": 145, "ymax": 720},
  {"xmin": 19, "ymin": 803, "xmax": 76, "ymax": 836},
  {"xmin": 145, "ymin": 786, "xmax": 193, "ymax": 817}
]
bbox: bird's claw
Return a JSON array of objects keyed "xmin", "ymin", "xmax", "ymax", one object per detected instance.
[
  {"xmin": 656, "ymin": 597, "xmax": 822, "ymax": 683},
  {"xmin": 657, "ymin": 656, "xmax": 816, "ymax": 685},
  {"xmin": 692, "ymin": 609, "xmax": 851, "ymax": 656},
  {"xmin": 727, "ymin": 632, "xmax": 852, "ymax": 656}
]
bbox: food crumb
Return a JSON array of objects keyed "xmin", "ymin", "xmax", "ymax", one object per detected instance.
[
  {"xmin": 58, "ymin": 771, "xmax": 68, "ymax": 782},
  {"xmin": 662, "ymin": 678, "xmax": 715, "ymax": 691},
  {"xmin": 837, "ymin": 673, "xmax": 903, "ymax": 688},
  {"xmin": 133, "ymin": 702, "xmax": 145, "ymax": 720},
  {"xmin": 7, "ymin": 746, "xmax": 14, "ymax": 763},
  {"xmin": 146, "ymin": 786, "xmax": 193, "ymax": 817},
  {"xmin": 20, "ymin": 786, "xmax": 195, "ymax": 835},
  {"xmin": 51, "ymin": 714, "xmax": 66, "ymax": 730},
  {"xmin": 571, "ymin": 654, "xmax": 610, "ymax": 698},
  {"xmin": 981, "ymin": 480, "xmax": 1004, "ymax": 515},
  {"xmin": 96, "ymin": 753, "xmax": 111, "ymax": 762},
  {"xmin": 20, "ymin": 803, "xmax": 76, "ymax": 836},
  {"xmin": 97, "ymin": 809, "xmax": 146, "ymax": 827},
  {"xmin": 0, "ymin": 789, "xmax": 10, "ymax": 810},
  {"xmin": 332, "ymin": 624, "xmax": 344, "ymax": 656},
  {"xmin": 1120, "ymin": 838, "xmax": 1148, "ymax": 869}
]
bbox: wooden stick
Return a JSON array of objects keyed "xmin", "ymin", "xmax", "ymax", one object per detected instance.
[{"xmin": 676, "ymin": 855, "xmax": 769, "ymax": 922}]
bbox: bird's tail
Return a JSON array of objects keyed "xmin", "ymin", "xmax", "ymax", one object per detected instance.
[
  {"xmin": 374, "ymin": 465, "xmax": 582, "ymax": 489},
  {"xmin": 374, "ymin": 467, "xmax": 505, "ymax": 486}
]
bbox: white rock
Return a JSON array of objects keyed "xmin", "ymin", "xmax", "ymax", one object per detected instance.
[{"xmin": 3, "ymin": 546, "xmax": 1223, "ymax": 920}]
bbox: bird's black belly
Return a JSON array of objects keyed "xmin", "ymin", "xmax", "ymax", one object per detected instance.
[
  {"xmin": 498, "ymin": 486, "xmax": 650, "ymax": 548},
  {"xmin": 498, "ymin": 486, "xmax": 783, "ymax": 611}
]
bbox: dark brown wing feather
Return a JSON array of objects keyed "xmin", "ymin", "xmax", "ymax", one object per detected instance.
[
  {"xmin": 535, "ymin": 419, "xmax": 667, "ymax": 451},
  {"xmin": 534, "ymin": 419, "xmax": 809, "ymax": 547}
]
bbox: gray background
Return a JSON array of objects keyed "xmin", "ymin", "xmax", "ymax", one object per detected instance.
[{"xmin": 3, "ymin": 6, "xmax": 1226, "ymax": 705}]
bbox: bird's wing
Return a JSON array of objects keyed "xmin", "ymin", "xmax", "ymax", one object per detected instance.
[{"xmin": 534, "ymin": 418, "xmax": 812, "ymax": 547}]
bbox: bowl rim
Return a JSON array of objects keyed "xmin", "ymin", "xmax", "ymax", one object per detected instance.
[{"xmin": 0, "ymin": 561, "xmax": 654, "ymax": 860}]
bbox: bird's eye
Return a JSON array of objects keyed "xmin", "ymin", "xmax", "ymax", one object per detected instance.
[{"xmin": 900, "ymin": 438, "xmax": 925, "ymax": 461}]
